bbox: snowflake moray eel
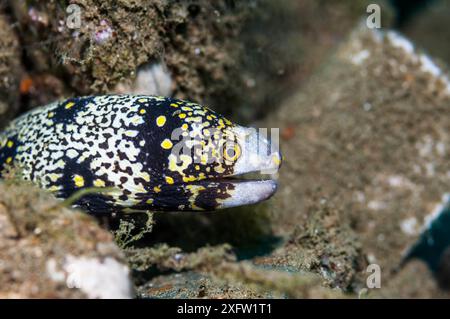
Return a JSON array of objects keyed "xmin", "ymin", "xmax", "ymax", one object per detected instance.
[{"xmin": 0, "ymin": 95, "xmax": 281, "ymax": 213}]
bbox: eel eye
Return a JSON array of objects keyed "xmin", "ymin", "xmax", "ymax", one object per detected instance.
[{"xmin": 223, "ymin": 142, "xmax": 241, "ymax": 162}]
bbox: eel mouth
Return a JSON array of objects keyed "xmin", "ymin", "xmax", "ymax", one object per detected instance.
[
  {"xmin": 216, "ymin": 177, "xmax": 278, "ymax": 209},
  {"xmin": 188, "ymin": 170, "xmax": 279, "ymax": 210}
]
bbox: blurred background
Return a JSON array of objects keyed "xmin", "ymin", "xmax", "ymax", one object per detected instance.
[{"xmin": 1, "ymin": 0, "xmax": 450, "ymax": 299}]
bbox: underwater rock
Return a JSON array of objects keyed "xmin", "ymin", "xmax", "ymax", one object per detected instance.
[
  {"xmin": 255, "ymin": 196, "xmax": 365, "ymax": 291},
  {"xmin": 129, "ymin": 245, "xmax": 343, "ymax": 299},
  {"xmin": 7, "ymin": 0, "xmax": 251, "ymax": 113},
  {"xmin": 374, "ymin": 260, "xmax": 447, "ymax": 298},
  {"xmin": 137, "ymin": 271, "xmax": 262, "ymax": 299},
  {"xmin": 114, "ymin": 62, "xmax": 173, "ymax": 96},
  {"xmin": 0, "ymin": 179, "xmax": 133, "ymax": 298},
  {"xmin": 0, "ymin": 14, "xmax": 22, "ymax": 130},
  {"xmin": 266, "ymin": 26, "xmax": 450, "ymax": 296}
]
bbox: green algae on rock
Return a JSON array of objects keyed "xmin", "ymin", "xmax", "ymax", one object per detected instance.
[
  {"xmin": 128, "ymin": 244, "xmax": 344, "ymax": 299},
  {"xmin": 7, "ymin": 0, "xmax": 252, "ymax": 114},
  {"xmin": 0, "ymin": 175, "xmax": 133, "ymax": 298}
]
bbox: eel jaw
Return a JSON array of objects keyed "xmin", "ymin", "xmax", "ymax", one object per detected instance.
[{"xmin": 215, "ymin": 179, "xmax": 278, "ymax": 209}]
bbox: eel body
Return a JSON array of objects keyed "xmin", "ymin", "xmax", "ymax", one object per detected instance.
[{"xmin": 0, "ymin": 95, "xmax": 281, "ymax": 213}]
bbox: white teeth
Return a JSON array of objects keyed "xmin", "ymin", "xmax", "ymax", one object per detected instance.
[{"xmin": 217, "ymin": 180, "xmax": 278, "ymax": 209}]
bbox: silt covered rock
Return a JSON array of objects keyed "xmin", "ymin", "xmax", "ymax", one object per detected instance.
[
  {"xmin": 0, "ymin": 177, "xmax": 133, "ymax": 298},
  {"xmin": 266, "ymin": 25, "xmax": 450, "ymax": 296}
]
